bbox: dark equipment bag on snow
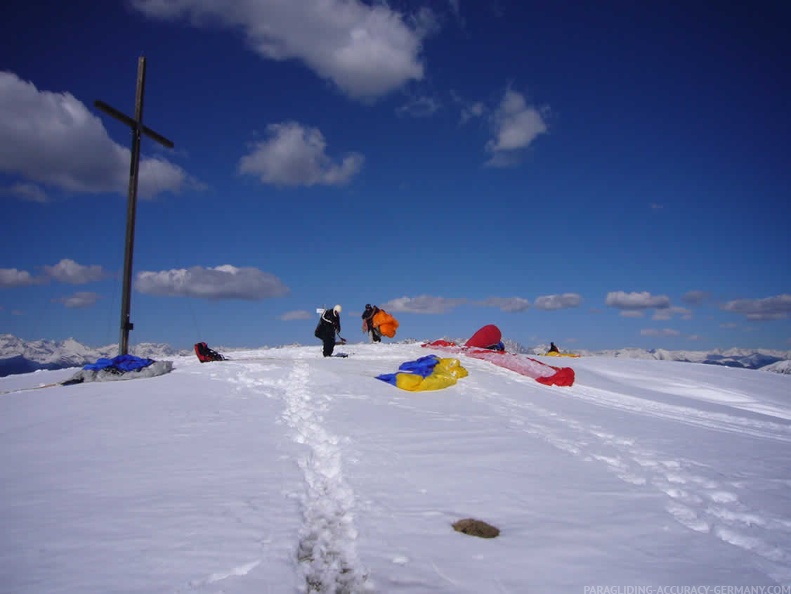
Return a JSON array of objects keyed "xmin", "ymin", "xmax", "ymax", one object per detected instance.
[{"xmin": 194, "ymin": 341, "xmax": 226, "ymax": 363}]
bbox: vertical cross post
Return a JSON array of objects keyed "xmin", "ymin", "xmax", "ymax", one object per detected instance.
[{"xmin": 94, "ymin": 56, "xmax": 174, "ymax": 355}]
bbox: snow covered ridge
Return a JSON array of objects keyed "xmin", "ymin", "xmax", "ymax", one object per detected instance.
[
  {"xmin": 763, "ymin": 359, "xmax": 791, "ymax": 375},
  {"xmin": 585, "ymin": 347, "xmax": 791, "ymax": 374},
  {"xmin": 484, "ymin": 341, "xmax": 791, "ymax": 375},
  {"xmin": 2, "ymin": 342, "xmax": 791, "ymax": 591},
  {"xmin": 1, "ymin": 333, "xmax": 790, "ymax": 377}
]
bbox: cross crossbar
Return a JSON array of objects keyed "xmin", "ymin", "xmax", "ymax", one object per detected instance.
[{"xmin": 94, "ymin": 100, "xmax": 174, "ymax": 148}]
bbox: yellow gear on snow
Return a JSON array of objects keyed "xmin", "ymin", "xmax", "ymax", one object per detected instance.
[{"xmin": 394, "ymin": 358, "xmax": 468, "ymax": 391}]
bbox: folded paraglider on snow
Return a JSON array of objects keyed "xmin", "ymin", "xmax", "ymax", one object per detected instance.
[
  {"xmin": 376, "ymin": 354, "xmax": 468, "ymax": 391},
  {"xmin": 62, "ymin": 354, "xmax": 173, "ymax": 385}
]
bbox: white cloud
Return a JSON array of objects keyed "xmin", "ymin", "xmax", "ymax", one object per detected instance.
[
  {"xmin": 53, "ymin": 291, "xmax": 100, "ymax": 308},
  {"xmin": 721, "ymin": 294, "xmax": 791, "ymax": 321},
  {"xmin": 476, "ymin": 297, "xmax": 530, "ymax": 312},
  {"xmin": 239, "ymin": 122, "xmax": 364, "ymax": 187},
  {"xmin": 130, "ymin": 0, "xmax": 427, "ymax": 100},
  {"xmin": 44, "ymin": 259, "xmax": 105, "ymax": 284},
  {"xmin": 534, "ymin": 293, "xmax": 582, "ymax": 311},
  {"xmin": 0, "ymin": 72, "xmax": 190, "ymax": 198},
  {"xmin": 135, "ymin": 265, "xmax": 290, "ymax": 300},
  {"xmin": 0, "ymin": 268, "xmax": 41, "ymax": 288},
  {"xmin": 606, "ymin": 291, "xmax": 671, "ymax": 310},
  {"xmin": 484, "ymin": 89, "xmax": 548, "ymax": 167},
  {"xmin": 383, "ymin": 295, "xmax": 466, "ymax": 314}
]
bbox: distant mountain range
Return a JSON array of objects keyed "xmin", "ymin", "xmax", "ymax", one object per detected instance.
[
  {"xmin": 520, "ymin": 344, "xmax": 791, "ymax": 375},
  {"xmin": 0, "ymin": 334, "xmax": 188, "ymax": 377},
  {"xmin": 1, "ymin": 334, "xmax": 790, "ymax": 378}
]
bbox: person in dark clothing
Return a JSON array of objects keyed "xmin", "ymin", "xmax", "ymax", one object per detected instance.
[
  {"xmin": 361, "ymin": 304, "xmax": 382, "ymax": 342},
  {"xmin": 548, "ymin": 342, "xmax": 559, "ymax": 353},
  {"xmin": 316, "ymin": 305, "xmax": 343, "ymax": 357}
]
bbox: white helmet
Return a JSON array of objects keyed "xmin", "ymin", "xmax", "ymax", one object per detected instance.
[{"xmin": 333, "ymin": 304, "xmax": 342, "ymax": 314}]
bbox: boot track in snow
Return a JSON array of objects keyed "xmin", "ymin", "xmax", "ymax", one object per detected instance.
[{"xmin": 280, "ymin": 360, "xmax": 371, "ymax": 593}]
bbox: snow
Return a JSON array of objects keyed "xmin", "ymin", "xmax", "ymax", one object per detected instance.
[{"xmin": 1, "ymin": 342, "xmax": 790, "ymax": 593}]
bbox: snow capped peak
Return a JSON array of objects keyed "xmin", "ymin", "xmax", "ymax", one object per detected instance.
[
  {"xmin": 761, "ymin": 359, "xmax": 791, "ymax": 375},
  {"xmin": 0, "ymin": 335, "xmax": 189, "ymax": 377}
]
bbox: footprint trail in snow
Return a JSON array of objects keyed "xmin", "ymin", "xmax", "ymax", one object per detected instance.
[{"xmin": 280, "ymin": 360, "xmax": 371, "ymax": 593}]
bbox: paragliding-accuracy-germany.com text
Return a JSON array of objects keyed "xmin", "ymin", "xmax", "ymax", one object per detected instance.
[{"xmin": 584, "ymin": 586, "xmax": 791, "ymax": 594}]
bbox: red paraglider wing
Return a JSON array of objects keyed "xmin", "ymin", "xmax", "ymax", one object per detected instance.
[{"xmin": 464, "ymin": 324, "xmax": 502, "ymax": 348}]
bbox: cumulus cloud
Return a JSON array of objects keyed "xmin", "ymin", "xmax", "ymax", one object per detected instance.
[
  {"xmin": 534, "ymin": 293, "xmax": 582, "ymax": 311},
  {"xmin": 52, "ymin": 291, "xmax": 100, "ymax": 308},
  {"xmin": 640, "ymin": 328, "xmax": 681, "ymax": 337},
  {"xmin": 135, "ymin": 265, "xmax": 289, "ymax": 300},
  {"xmin": 239, "ymin": 122, "xmax": 364, "ymax": 186},
  {"xmin": 721, "ymin": 294, "xmax": 791, "ymax": 321},
  {"xmin": 383, "ymin": 295, "xmax": 466, "ymax": 314},
  {"xmin": 485, "ymin": 88, "xmax": 548, "ymax": 167},
  {"xmin": 0, "ymin": 268, "xmax": 41, "ymax": 288},
  {"xmin": 476, "ymin": 297, "xmax": 530, "ymax": 312},
  {"xmin": 130, "ymin": 0, "xmax": 427, "ymax": 100},
  {"xmin": 0, "ymin": 72, "xmax": 190, "ymax": 198},
  {"xmin": 43, "ymin": 259, "xmax": 105, "ymax": 284},
  {"xmin": 280, "ymin": 310, "xmax": 313, "ymax": 321},
  {"xmin": 606, "ymin": 291, "xmax": 671, "ymax": 310}
]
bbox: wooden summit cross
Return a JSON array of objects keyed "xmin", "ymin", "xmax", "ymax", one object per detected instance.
[{"xmin": 94, "ymin": 56, "xmax": 174, "ymax": 356}]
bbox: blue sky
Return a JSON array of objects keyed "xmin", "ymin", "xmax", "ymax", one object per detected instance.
[{"xmin": 1, "ymin": 0, "xmax": 789, "ymax": 352}]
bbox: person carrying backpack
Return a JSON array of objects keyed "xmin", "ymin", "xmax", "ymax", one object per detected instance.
[
  {"xmin": 361, "ymin": 304, "xmax": 382, "ymax": 343},
  {"xmin": 315, "ymin": 304, "xmax": 343, "ymax": 357}
]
